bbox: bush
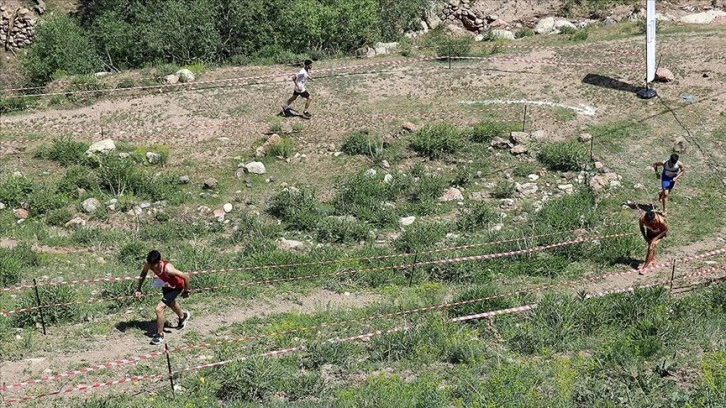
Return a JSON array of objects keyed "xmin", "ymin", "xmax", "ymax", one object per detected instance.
[
  {"xmin": 393, "ymin": 222, "xmax": 446, "ymax": 253},
  {"xmin": 0, "ymin": 243, "xmax": 39, "ymax": 286},
  {"xmin": 410, "ymin": 124, "xmax": 463, "ymax": 159},
  {"xmin": 27, "ymin": 184, "xmax": 67, "ymax": 216},
  {"xmin": 377, "ymin": 0, "xmax": 429, "ymax": 41},
  {"xmin": 467, "ymin": 121, "xmax": 516, "ymax": 144},
  {"xmin": 559, "ymin": 25, "xmax": 577, "ymax": 35},
  {"xmin": 457, "ymin": 201, "xmax": 497, "ymax": 231},
  {"xmin": 57, "ymin": 165, "xmax": 98, "ymax": 195},
  {"xmin": 266, "ymin": 137, "xmax": 294, "ymax": 159},
  {"xmin": 0, "ymin": 95, "xmax": 28, "ymax": 114},
  {"xmin": 341, "ymin": 131, "xmax": 383, "ymax": 160},
  {"xmin": 45, "ymin": 207, "xmax": 73, "ymax": 227},
  {"xmin": 130, "ymin": 144, "xmax": 170, "ymax": 166},
  {"xmin": 513, "ymin": 162, "xmax": 537, "ymax": 178},
  {"xmin": 492, "ymin": 180, "xmax": 515, "ymax": 199},
  {"xmin": 34, "ymin": 137, "xmax": 90, "ymax": 167},
  {"xmin": 22, "ymin": 13, "xmax": 99, "ymax": 85},
  {"xmin": 267, "ymin": 187, "xmax": 322, "ymax": 231},
  {"xmin": 570, "ymin": 29, "xmax": 589, "ymax": 42},
  {"xmin": 0, "ymin": 175, "xmax": 33, "ymax": 208},
  {"xmin": 538, "ymin": 140, "xmax": 587, "ymax": 171},
  {"xmin": 119, "ymin": 241, "xmax": 147, "ymax": 267},
  {"xmin": 315, "ymin": 218, "xmax": 370, "ymax": 243},
  {"xmin": 515, "ymin": 28, "xmax": 535, "ymax": 38}
]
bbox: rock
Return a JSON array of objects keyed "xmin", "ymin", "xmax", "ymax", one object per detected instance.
[
  {"xmin": 509, "ymin": 131, "xmax": 529, "ymax": 145},
  {"xmin": 534, "ymin": 16, "xmax": 556, "ymax": 34},
  {"xmin": 527, "ymin": 174, "xmax": 540, "ymax": 181},
  {"xmin": 603, "ymin": 16, "xmax": 617, "ymax": 25},
  {"xmin": 64, "ymin": 217, "xmax": 86, "ymax": 228},
  {"xmin": 213, "ymin": 208, "xmax": 226, "ymax": 219},
  {"xmin": 0, "ymin": 202, "xmax": 5, "ymax": 210},
  {"xmin": 491, "ymin": 137, "xmax": 513, "ymax": 149},
  {"xmin": 510, "ymin": 145, "xmax": 528, "ymax": 155},
  {"xmin": 589, "ymin": 174, "xmax": 610, "ymax": 192},
  {"xmin": 223, "ymin": 203, "xmax": 233, "ymax": 213},
  {"xmin": 14, "ymin": 208, "xmax": 29, "ymax": 219},
  {"xmin": 94, "ymin": 71, "xmax": 110, "ymax": 78},
  {"xmin": 18, "ymin": 8, "xmax": 30, "ymax": 15},
  {"xmin": 277, "ymin": 238, "xmax": 305, "ymax": 251},
  {"xmin": 529, "ymin": 130, "xmax": 547, "ymax": 142},
  {"xmin": 118, "ymin": 152, "xmax": 131, "ymax": 159},
  {"xmin": 365, "ymin": 168, "xmax": 377, "ymax": 178},
  {"xmin": 255, "ymin": 146, "xmax": 266, "ymax": 157},
  {"xmin": 425, "ymin": 10, "xmax": 442, "ymax": 30},
  {"xmin": 554, "ymin": 19, "xmax": 577, "ymax": 32},
  {"xmin": 713, "ymin": 15, "xmax": 726, "ymax": 25},
  {"xmin": 491, "ymin": 29, "xmax": 515, "ymax": 40},
  {"xmin": 500, "ymin": 198, "xmax": 515, "ymax": 208},
  {"xmin": 558, "ymin": 184, "xmax": 574, "ymax": 194},
  {"xmin": 146, "ymin": 152, "xmax": 161, "ymax": 164},
  {"xmin": 85, "ymin": 139, "xmax": 116, "ymax": 157},
  {"xmin": 244, "ymin": 161, "xmax": 267, "ymax": 174},
  {"xmin": 383, "ymin": 174, "xmax": 394, "ymax": 183},
  {"xmin": 578, "ymin": 133, "xmax": 593, "ymax": 143},
  {"xmin": 438, "ymin": 187, "xmax": 464, "ymax": 202},
  {"xmin": 515, "ymin": 182, "xmax": 538, "ymax": 196},
  {"xmin": 380, "ymin": 160, "xmax": 390, "ymax": 169},
  {"xmin": 594, "ymin": 161, "xmax": 604, "ymax": 170},
  {"xmin": 164, "ymin": 74, "xmax": 179, "ymax": 85},
  {"xmin": 673, "ymin": 136, "xmax": 689, "ymax": 153},
  {"xmin": 82, "ymin": 198, "xmax": 100, "ymax": 213},
  {"xmin": 679, "ymin": 10, "xmax": 726, "ymax": 24},
  {"xmin": 402, "ymin": 122, "xmax": 418, "ymax": 132},
  {"xmin": 203, "ymin": 178, "xmax": 217, "ymax": 189},
  {"xmin": 469, "ymin": 191, "xmax": 486, "ymax": 201},
  {"xmin": 655, "ymin": 67, "xmax": 675, "ymax": 82},
  {"xmin": 399, "ymin": 216, "xmax": 416, "ymax": 226},
  {"xmin": 175, "ymin": 69, "xmax": 195, "ymax": 83},
  {"xmin": 178, "ymin": 176, "xmax": 190, "ymax": 184},
  {"xmin": 445, "ymin": 24, "xmax": 472, "ymax": 38}
]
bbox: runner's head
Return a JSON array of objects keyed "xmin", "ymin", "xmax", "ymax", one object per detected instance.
[
  {"xmin": 304, "ymin": 59, "xmax": 313, "ymax": 70},
  {"xmin": 644, "ymin": 210, "xmax": 656, "ymax": 221},
  {"xmin": 670, "ymin": 153, "xmax": 679, "ymax": 164},
  {"xmin": 146, "ymin": 250, "xmax": 162, "ymax": 265}
]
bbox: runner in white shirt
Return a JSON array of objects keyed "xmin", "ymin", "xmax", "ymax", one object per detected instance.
[
  {"xmin": 281, "ymin": 59, "xmax": 313, "ymax": 117},
  {"xmin": 652, "ymin": 153, "xmax": 685, "ymax": 216}
]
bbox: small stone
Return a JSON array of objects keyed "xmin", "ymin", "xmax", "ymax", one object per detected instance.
[
  {"xmin": 203, "ymin": 178, "xmax": 217, "ymax": 189},
  {"xmin": 529, "ymin": 130, "xmax": 547, "ymax": 141},
  {"xmin": 277, "ymin": 238, "xmax": 305, "ymax": 251},
  {"xmin": 146, "ymin": 152, "xmax": 161, "ymax": 164},
  {"xmin": 82, "ymin": 198, "xmax": 100, "ymax": 213},
  {"xmin": 85, "ymin": 139, "xmax": 116, "ymax": 157},
  {"xmin": 365, "ymin": 168, "xmax": 377, "ymax": 178},
  {"xmin": 384, "ymin": 174, "xmax": 394, "ymax": 183},
  {"xmin": 578, "ymin": 133, "xmax": 593, "ymax": 143},
  {"xmin": 244, "ymin": 161, "xmax": 267, "ymax": 174},
  {"xmin": 402, "ymin": 122, "xmax": 418, "ymax": 132},
  {"xmin": 255, "ymin": 146, "xmax": 266, "ymax": 157},
  {"xmin": 510, "ymin": 145, "xmax": 528, "ymax": 155},
  {"xmin": 0, "ymin": 202, "xmax": 5, "ymax": 210},
  {"xmin": 399, "ymin": 216, "xmax": 416, "ymax": 226},
  {"xmin": 509, "ymin": 131, "xmax": 529, "ymax": 144},
  {"xmin": 213, "ymin": 208, "xmax": 226, "ymax": 218},
  {"xmin": 438, "ymin": 187, "xmax": 464, "ymax": 202},
  {"xmin": 558, "ymin": 184, "xmax": 574, "ymax": 194},
  {"xmin": 594, "ymin": 161, "xmax": 604, "ymax": 170},
  {"xmin": 14, "ymin": 208, "xmax": 29, "ymax": 219},
  {"xmin": 527, "ymin": 174, "xmax": 539, "ymax": 181},
  {"xmin": 500, "ymin": 198, "xmax": 515, "ymax": 208},
  {"xmin": 118, "ymin": 152, "xmax": 130, "ymax": 159},
  {"xmin": 223, "ymin": 203, "xmax": 233, "ymax": 213},
  {"xmin": 381, "ymin": 160, "xmax": 390, "ymax": 169},
  {"xmin": 178, "ymin": 176, "xmax": 190, "ymax": 184}
]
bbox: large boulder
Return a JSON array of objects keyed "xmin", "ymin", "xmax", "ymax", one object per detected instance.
[
  {"xmin": 175, "ymin": 69, "xmax": 195, "ymax": 83},
  {"xmin": 534, "ymin": 17, "xmax": 556, "ymax": 34},
  {"xmin": 244, "ymin": 162, "xmax": 267, "ymax": 175},
  {"xmin": 679, "ymin": 10, "xmax": 726, "ymax": 24},
  {"xmin": 491, "ymin": 29, "xmax": 515, "ymax": 40},
  {"xmin": 85, "ymin": 139, "xmax": 116, "ymax": 157}
]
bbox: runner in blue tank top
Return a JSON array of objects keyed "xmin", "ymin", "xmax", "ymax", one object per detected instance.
[{"xmin": 652, "ymin": 153, "xmax": 685, "ymax": 216}]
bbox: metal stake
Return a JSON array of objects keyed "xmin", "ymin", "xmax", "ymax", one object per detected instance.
[
  {"xmin": 32, "ymin": 279, "xmax": 46, "ymax": 335},
  {"xmin": 408, "ymin": 252, "xmax": 419, "ymax": 287},
  {"xmin": 165, "ymin": 343, "xmax": 176, "ymax": 396}
]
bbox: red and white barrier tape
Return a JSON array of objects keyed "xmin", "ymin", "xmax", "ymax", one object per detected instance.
[
  {"xmin": 0, "ymin": 227, "xmax": 619, "ymax": 293},
  {"xmin": 4, "ymin": 260, "xmax": 724, "ymax": 396},
  {"xmin": 448, "ymin": 56, "xmax": 641, "ymax": 69}
]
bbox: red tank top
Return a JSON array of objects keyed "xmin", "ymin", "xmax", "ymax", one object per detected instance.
[{"xmin": 153, "ymin": 261, "xmax": 184, "ymax": 289}]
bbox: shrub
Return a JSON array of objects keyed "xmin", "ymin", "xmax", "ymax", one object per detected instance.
[
  {"xmin": 45, "ymin": 207, "xmax": 73, "ymax": 227},
  {"xmin": 57, "ymin": 165, "xmax": 98, "ymax": 195},
  {"xmin": 437, "ymin": 36, "xmax": 472, "ymax": 58},
  {"xmin": 515, "ymin": 28, "xmax": 535, "ymax": 38},
  {"xmin": 559, "ymin": 25, "xmax": 577, "ymax": 35},
  {"xmin": 315, "ymin": 218, "xmax": 370, "ymax": 243},
  {"xmin": 467, "ymin": 121, "xmax": 516, "ymax": 144},
  {"xmin": 538, "ymin": 140, "xmax": 587, "ymax": 171},
  {"xmin": 333, "ymin": 170, "xmax": 401, "ymax": 219},
  {"xmin": 266, "ymin": 137, "xmax": 294, "ymax": 159},
  {"xmin": 130, "ymin": 144, "xmax": 170, "ymax": 166},
  {"xmin": 27, "ymin": 184, "xmax": 67, "ymax": 216},
  {"xmin": 119, "ymin": 241, "xmax": 147, "ymax": 267},
  {"xmin": 34, "ymin": 137, "xmax": 90, "ymax": 167},
  {"xmin": 570, "ymin": 29, "xmax": 589, "ymax": 42},
  {"xmin": 0, "ymin": 243, "xmax": 38, "ymax": 286},
  {"xmin": 21, "ymin": 13, "xmax": 99, "ymax": 85},
  {"xmin": 14, "ymin": 284, "xmax": 80, "ymax": 327},
  {"xmin": 410, "ymin": 124, "xmax": 463, "ymax": 159},
  {"xmin": 533, "ymin": 190, "xmax": 599, "ymax": 231},
  {"xmin": 0, "ymin": 175, "xmax": 33, "ymax": 208},
  {"xmin": 492, "ymin": 180, "xmax": 515, "ymax": 198},
  {"xmin": 267, "ymin": 187, "xmax": 322, "ymax": 231},
  {"xmin": 341, "ymin": 131, "xmax": 383, "ymax": 160},
  {"xmin": 393, "ymin": 222, "xmax": 446, "ymax": 253},
  {"xmin": 513, "ymin": 162, "xmax": 537, "ymax": 178},
  {"xmin": 377, "ymin": 0, "xmax": 429, "ymax": 41},
  {"xmin": 457, "ymin": 201, "xmax": 497, "ymax": 231},
  {"xmin": 0, "ymin": 95, "xmax": 28, "ymax": 114}
]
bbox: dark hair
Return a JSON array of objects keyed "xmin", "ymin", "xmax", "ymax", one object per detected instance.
[
  {"xmin": 644, "ymin": 211, "xmax": 656, "ymax": 221},
  {"xmin": 304, "ymin": 59, "xmax": 313, "ymax": 66},
  {"xmin": 670, "ymin": 153, "xmax": 679, "ymax": 163},
  {"xmin": 146, "ymin": 250, "xmax": 161, "ymax": 264}
]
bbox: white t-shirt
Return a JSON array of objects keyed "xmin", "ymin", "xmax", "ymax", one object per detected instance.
[
  {"xmin": 663, "ymin": 160, "xmax": 681, "ymax": 178},
  {"xmin": 294, "ymin": 68, "xmax": 310, "ymax": 92}
]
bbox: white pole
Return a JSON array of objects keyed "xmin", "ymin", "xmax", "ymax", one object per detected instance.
[{"xmin": 645, "ymin": 0, "xmax": 657, "ymax": 83}]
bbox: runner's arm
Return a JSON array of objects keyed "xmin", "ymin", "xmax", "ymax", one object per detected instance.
[
  {"xmin": 639, "ymin": 218, "xmax": 647, "ymax": 240},
  {"xmin": 135, "ymin": 263, "xmax": 149, "ymax": 294},
  {"xmin": 674, "ymin": 164, "xmax": 685, "ymax": 180}
]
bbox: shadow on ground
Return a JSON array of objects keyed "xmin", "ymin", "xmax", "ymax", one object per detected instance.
[{"xmin": 582, "ymin": 73, "xmax": 641, "ymax": 93}]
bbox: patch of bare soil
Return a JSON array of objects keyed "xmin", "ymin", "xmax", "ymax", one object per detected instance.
[{"xmin": 0, "ymin": 289, "xmax": 381, "ymax": 386}]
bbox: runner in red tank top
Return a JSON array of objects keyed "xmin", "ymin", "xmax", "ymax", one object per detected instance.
[{"xmin": 135, "ymin": 250, "xmax": 192, "ymax": 345}]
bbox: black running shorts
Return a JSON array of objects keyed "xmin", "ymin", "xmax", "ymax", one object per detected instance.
[
  {"xmin": 161, "ymin": 287, "xmax": 182, "ymax": 306},
  {"xmin": 293, "ymin": 90, "xmax": 310, "ymax": 98}
]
